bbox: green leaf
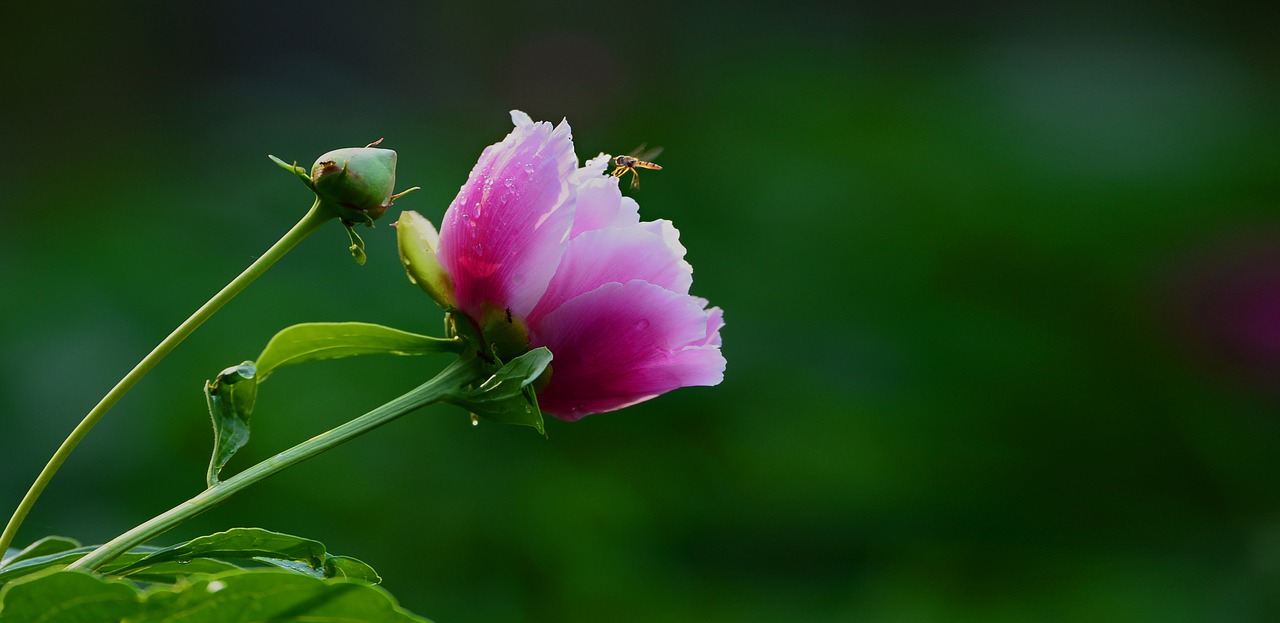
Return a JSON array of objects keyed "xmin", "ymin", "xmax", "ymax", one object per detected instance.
[
  {"xmin": 202, "ymin": 323, "xmax": 458, "ymax": 484},
  {"xmin": 141, "ymin": 570, "xmax": 431, "ymax": 622},
  {"xmin": 254, "ymin": 322, "xmax": 461, "ymax": 382},
  {"xmin": 204, "ymin": 362, "xmax": 258, "ymax": 487},
  {"xmin": 0, "ymin": 570, "xmax": 142, "ymax": 622},
  {"xmin": 0, "ymin": 548, "xmax": 161, "ymax": 585},
  {"xmin": 0, "ymin": 530, "xmax": 380, "ymax": 588},
  {"xmin": 0, "ymin": 570, "xmax": 431, "ymax": 622},
  {"xmin": 448, "ymin": 347, "xmax": 552, "ymax": 434},
  {"xmin": 115, "ymin": 558, "xmax": 242, "ymax": 584},
  {"xmin": 1, "ymin": 536, "xmax": 80, "ymax": 568},
  {"xmin": 111, "ymin": 528, "xmax": 328, "ymax": 576},
  {"xmin": 323, "ymin": 556, "xmax": 382, "ymax": 583},
  {"xmin": 0, "ymin": 548, "xmax": 95, "ymax": 584}
]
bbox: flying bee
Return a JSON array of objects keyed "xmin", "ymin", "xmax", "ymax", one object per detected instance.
[{"xmin": 610, "ymin": 144, "xmax": 663, "ymax": 189}]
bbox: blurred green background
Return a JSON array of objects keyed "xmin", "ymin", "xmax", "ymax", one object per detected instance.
[{"xmin": 3, "ymin": 1, "xmax": 1280, "ymax": 621}]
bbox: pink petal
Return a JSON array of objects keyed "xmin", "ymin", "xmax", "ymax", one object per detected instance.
[
  {"xmin": 568, "ymin": 154, "xmax": 640, "ymax": 238},
  {"xmin": 700, "ymin": 305, "xmax": 725, "ymax": 347},
  {"xmin": 532, "ymin": 280, "xmax": 726, "ymax": 421},
  {"xmin": 438, "ymin": 111, "xmax": 577, "ymax": 320},
  {"xmin": 527, "ymin": 221, "xmax": 693, "ymax": 327}
]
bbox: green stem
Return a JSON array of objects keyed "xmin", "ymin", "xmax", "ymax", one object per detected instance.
[
  {"xmin": 0, "ymin": 202, "xmax": 334, "ymax": 557},
  {"xmin": 68, "ymin": 356, "xmax": 482, "ymax": 571}
]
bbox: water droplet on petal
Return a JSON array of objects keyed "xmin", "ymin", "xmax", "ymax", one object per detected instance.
[{"xmin": 632, "ymin": 319, "xmax": 650, "ymax": 331}]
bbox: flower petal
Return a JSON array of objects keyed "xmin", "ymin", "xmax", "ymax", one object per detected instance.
[
  {"xmin": 568, "ymin": 153, "xmax": 640, "ymax": 238},
  {"xmin": 527, "ymin": 220, "xmax": 693, "ymax": 326},
  {"xmin": 532, "ymin": 280, "xmax": 726, "ymax": 421},
  {"xmin": 438, "ymin": 111, "xmax": 577, "ymax": 320}
]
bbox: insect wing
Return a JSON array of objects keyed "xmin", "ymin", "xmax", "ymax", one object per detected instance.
[{"xmin": 628, "ymin": 144, "xmax": 663, "ymax": 162}]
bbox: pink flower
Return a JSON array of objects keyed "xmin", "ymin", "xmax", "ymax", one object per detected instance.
[{"xmin": 399, "ymin": 111, "xmax": 724, "ymax": 421}]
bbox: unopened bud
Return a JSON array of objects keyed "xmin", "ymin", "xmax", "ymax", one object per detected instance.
[{"xmin": 310, "ymin": 141, "xmax": 400, "ymax": 225}]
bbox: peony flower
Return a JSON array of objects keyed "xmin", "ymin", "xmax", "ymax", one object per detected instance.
[{"xmin": 398, "ymin": 111, "xmax": 724, "ymax": 421}]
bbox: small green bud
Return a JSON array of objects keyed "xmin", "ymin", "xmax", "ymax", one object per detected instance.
[
  {"xmin": 310, "ymin": 140, "xmax": 399, "ymax": 225},
  {"xmin": 397, "ymin": 210, "xmax": 456, "ymax": 309}
]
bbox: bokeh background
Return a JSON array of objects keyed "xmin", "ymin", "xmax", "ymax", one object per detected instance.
[{"xmin": 3, "ymin": 1, "xmax": 1280, "ymax": 621}]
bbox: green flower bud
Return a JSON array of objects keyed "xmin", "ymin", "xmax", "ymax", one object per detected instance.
[
  {"xmin": 310, "ymin": 141, "xmax": 399, "ymax": 225},
  {"xmin": 397, "ymin": 210, "xmax": 456, "ymax": 310}
]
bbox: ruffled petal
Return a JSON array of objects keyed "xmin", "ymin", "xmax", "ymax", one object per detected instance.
[
  {"xmin": 532, "ymin": 280, "xmax": 726, "ymax": 421},
  {"xmin": 438, "ymin": 110, "xmax": 577, "ymax": 320},
  {"xmin": 527, "ymin": 220, "xmax": 693, "ymax": 327},
  {"xmin": 568, "ymin": 153, "xmax": 640, "ymax": 238}
]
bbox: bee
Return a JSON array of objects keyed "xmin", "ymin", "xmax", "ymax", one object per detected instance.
[{"xmin": 610, "ymin": 144, "xmax": 663, "ymax": 189}]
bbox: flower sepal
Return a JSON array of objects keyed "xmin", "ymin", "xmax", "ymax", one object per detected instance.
[
  {"xmin": 442, "ymin": 311, "xmax": 549, "ymax": 435},
  {"xmin": 448, "ymin": 347, "xmax": 551, "ymax": 436}
]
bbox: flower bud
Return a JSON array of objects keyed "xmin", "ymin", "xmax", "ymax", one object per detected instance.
[
  {"xmin": 397, "ymin": 210, "xmax": 456, "ymax": 309},
  {"xmin": 310, "ymin": 142, "xmax": 399, "ymax": 224}
]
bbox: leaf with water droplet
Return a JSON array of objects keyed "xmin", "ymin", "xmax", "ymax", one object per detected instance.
[
  {"xmin": 0, "ymin": 569, "xmax": 428, "ymax": 622},
  {"xmin": 447, "ymin": 348, "xmax": 551, "ymax": 435},
  {"xmin": 106, "ymin": 528, "xmax": 372, "ymax": 581},
  {"xmin": 205, "ymin": 362, "xmax": 258, "ymax": 487}
]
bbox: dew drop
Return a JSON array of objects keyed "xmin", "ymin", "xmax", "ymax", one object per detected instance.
[
  {"xmin": 474, "ymin": 243, "xmax": 484, "ymax": 257},
  {"xmin": 177, "ymin": 560, "xmax": 191, "ymax": 565},
  {"xmin": 632, "ymin": 319, "xmax": 650, "ymax": 331},
  {"xmin": 470, "ymin": 414, "xmax": 480, "ymax": 426}
]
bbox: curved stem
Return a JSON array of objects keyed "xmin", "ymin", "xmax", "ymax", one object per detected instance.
[
  {"xmin": 0, "ymin": 202, "xmax": 334, "ymax": 557},
  {"xmin": 68, "ymin": 357, "xmax": 481, "ymax": 571}
]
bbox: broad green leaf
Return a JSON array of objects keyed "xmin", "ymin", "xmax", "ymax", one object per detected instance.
[
  {"xmin": 2, "ymin": 529, "xmax": 379, "ymax": 587},
  {"xmin": 116, "ymin": 559, "xmax": 242, "ymax": 584},
  {"xmin": 204, "ymin": 362, "xmax": 258, "ymax": 487},
  {"xmin": 0, "ymin": 569, "xmax": 142, "ymax": 621},
  {"xmin": 254, "ymin": 322, "xmax": 461, "ymax": 382},
  {"xmin": 0, "ymin": 549, "xmax": 92, "ymax": 584},
  {"xmin": 139, "ymin": 570, "xmax": 431, "ymax": 622},
  {"xmin": 111, "ymin": 528, "xmax": 327, "ymax": 576},
  {"xmin": 448, "ymin": 347, "xmax": 552, "ymax": 434},
  {"xmin": 1, "ymin": 536, "xmax": 79, "ymax": 568},
  {"xmin": 0, "ymin": 548, "xmax": 155, "ymax": 585},
  {"xmin": 0, "ymin": 569, "xmax": 430, "ymax": 622}
]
